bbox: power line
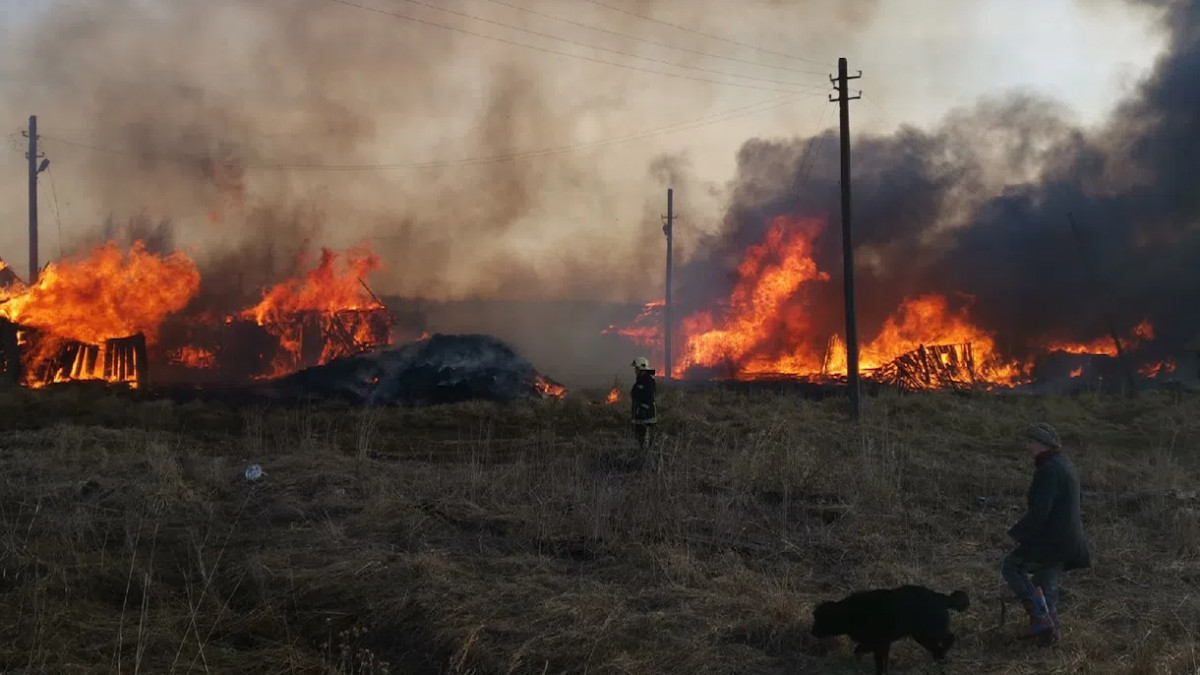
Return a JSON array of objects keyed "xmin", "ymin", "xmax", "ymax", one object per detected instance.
[
  {"xmin": 395, "ymin": 0, "xmax": 826, "ymax": 87},
  {"xmin": 581, "ymin": 0, "xmax": 833, "ymax": 68},
  {"xmin": 292, "ymin": 92, "xmax": 825, "ymax": 167},
  {"xmin": 795, "ymin": 103, "xmax": 832, "ymax": 188},
  {"xmin": 43, "ymin": 167, "xmax": 67, "ymax": 258},
  {"xmin": 5, "ymin": 132, "xmax": 24, "ymax": 153},
  {"xmin": 38, "ymin": 91, "xmax": 827, "ymax": 171},
  {"xmin": 324, "ymin": 0, "xmax": 818, "ymax": 95},
  {"xmin": 861, "ymin": 93, "xmax": 899, "ymax": 129},
  {"xmin": 476, "ymin": 0, "xmax": 827, "ymax": 77}
]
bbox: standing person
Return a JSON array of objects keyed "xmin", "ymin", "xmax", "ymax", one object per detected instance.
[
  {"xmin": 1001, "ymin": 422, "xmax": 1091, "ymax": 646},
  {"xmin": 630, "ymin": 357, "xmax": 658, "ymax": 452}
]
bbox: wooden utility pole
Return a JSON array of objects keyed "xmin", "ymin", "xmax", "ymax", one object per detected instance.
[
  {"xmin": 25, "ymin": 115, "xmax": 40, "ymax": 284},
  {"xmin": 830, "ymin": 58, "xmax": 862, "ymax": 420},
  {"xmin": 1067, "ymin": 212, "xmax": 1138, "ymax": 397},
  {"xmin": 663, "ymin": 188, "xmax": 675, "ymax": 380}
]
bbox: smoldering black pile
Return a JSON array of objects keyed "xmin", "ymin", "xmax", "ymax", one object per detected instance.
[
  {"xmin": 258, "ymin": 333, "xmax": 565, "ymax": 405},
  {"xmin": 673, "ymin": 0, "xmax": 1200, "ymax": 367}
]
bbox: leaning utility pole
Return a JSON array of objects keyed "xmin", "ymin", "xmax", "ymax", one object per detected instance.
[
  {"xmin": 663, "ymin": 188, "xmax": 675, "ymax": 380},
  {"xmin": 25, "ymin": 115, "xmax": 39, "ymax": 284},
  {"xmin": 830, "ymin": 58, "xmax": 862, "ymax": 420}
]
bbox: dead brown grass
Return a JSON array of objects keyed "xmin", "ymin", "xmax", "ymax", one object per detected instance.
[{"xmin": 1, "ymin": 384, "xmax": 1199, "ymax": 674}]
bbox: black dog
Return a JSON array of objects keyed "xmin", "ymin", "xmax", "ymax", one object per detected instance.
[{"xmin": 810, "ymin": 585, "xmax": 969, "ymax": 674}]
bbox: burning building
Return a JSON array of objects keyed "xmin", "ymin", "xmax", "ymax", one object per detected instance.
[{"xmin": 0, "ymin": 242, "xmax": 397, "ymax": 390}]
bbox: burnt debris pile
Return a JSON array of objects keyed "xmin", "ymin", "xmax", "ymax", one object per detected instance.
[{"xmin": 264, "ymin": 333, "xmax": 566, "ymax": 405}]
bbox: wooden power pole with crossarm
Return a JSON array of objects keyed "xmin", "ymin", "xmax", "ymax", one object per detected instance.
[
  {"xmin": 23, "ymin": 115, "xmax": 49, "ymax": 284},
  {"xmin": 663, "ymin": 188, "xmax": 674, "ymax": 380},
  {"xmin": 830, "ymin": 59, "xmax": 862, "ymax": 420}
]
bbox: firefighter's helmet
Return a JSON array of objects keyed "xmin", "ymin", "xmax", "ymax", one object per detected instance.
[{"xmin": 632, "ymin": 356, "xmax": 651, "ymax": 371}]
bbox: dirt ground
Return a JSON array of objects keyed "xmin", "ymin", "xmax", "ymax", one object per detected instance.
[{"xmin": 1, "ymin": 383, "xmax": 1198, "ymax": 674}]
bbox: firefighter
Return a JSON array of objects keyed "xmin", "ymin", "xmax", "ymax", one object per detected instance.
[{"xmin": 630, "ymin": 357, "xmax": 658, "ymax": 451}]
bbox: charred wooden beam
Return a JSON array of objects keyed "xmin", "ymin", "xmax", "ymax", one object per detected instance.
[
  {"xmin": 323, "ymin": 311, "xmax": 360, "ymax": 356},
  {"xmin": 71, "ymin": 343, "xmax": 99, "ymax": 380},
  {"xmin": 133, "ymin": 333, "xmax": 148, "ymax": 388},
  {"xmin": 103, "ymin": 340, "xmax": 114, "ymax": 381},
  {"xmin": 101, "ymin": 333, "xmax": 148, "ymax": 387},
  {"xmin": 84, "ymin": 341, "xmax": 100, "ymax": 376},
  {"xmin": 0, "ymin": 319, "xmax": 20, "ymax": 384},
  {"xmin": 298, "ymin": 313, "xmax": 325, "ymax": 367}
]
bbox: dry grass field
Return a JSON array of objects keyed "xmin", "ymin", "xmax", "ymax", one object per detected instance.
[{"xmin": 2, "ymin": 382, "xmax": 1199, "ymax": 674}]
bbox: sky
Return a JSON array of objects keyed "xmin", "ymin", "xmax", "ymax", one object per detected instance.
[{"xmin": 0, "ymin": 0, "xmax": 1170, "ymax": 301}]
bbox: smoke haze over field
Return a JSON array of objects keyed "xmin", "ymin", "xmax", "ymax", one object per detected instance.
[
  {"xmin": 0, "ymin": 0, "xmax": 850, "ymax": 302},
  {"xmin": 0, "ymin": 0, "xmax": 1183, "ymax": 385}
]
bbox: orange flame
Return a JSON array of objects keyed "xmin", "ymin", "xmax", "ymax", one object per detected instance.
[
  {"xmin": 534, "ymin": 375, "xmax": 566, "ymax": 399},
  {"xmin": 0, "ymin": 260, "xmax": 26, "ymax": 292},
  {"xmin": 1, "ymin": 239, "xmax": 401, "ymax": 389},
  {"xmin": 1045, "ymin": 320, "xmax": 1154, "ymax": 356},
  {"xmin": 670, "ymin": 217, "xmax": 1026, "ymax": 382},
  {"xmin": 606, "ymin": 387, "xmax": 620, "ymax": 404},
  {"xmin": 603, "ymin": 215, "xmax": 1172, "ymax": 387},
  {"xmin": 603, "ymin": 300, "xmax": 664, "ymax": 347},
  {"xmin": 1139, "ymin": 360, "xmax": 1176, "ymax": 378},
  {"xmin": 240, "ymin": 243, "xmax": 386, "ymax": 377},
  {"xmin": 1069, "ymin": 367, "xmax": 1084, "ymax": 378},
  {"xmin": 243, "ymin": 244, "xmax": 382, "ymax": 323},
  {"xmin": 678, "ymin": 216, "xmax": 830, "ymax": 375},
  {"xmin": 813, "ymin": 296, "xmax": 1028, "ymax": 384},
  {"xmin": 1046, "ymin": 336, "xmax": 1118, "ymax": 356},
  {"xmin": 0, "ymin": 241, "xmax": 199, "ymax": 345},
  {"xmin": 171, "ymin": 346, "xmax": 217, "ymax": 369}
]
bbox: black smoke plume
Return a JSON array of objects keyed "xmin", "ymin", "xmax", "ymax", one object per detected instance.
[{"xmin": 675, "ymin": 0, "xmax": 1199, "ymax": 367}]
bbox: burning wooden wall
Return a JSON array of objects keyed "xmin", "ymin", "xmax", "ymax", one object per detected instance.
[{"xmin": 12, "ymin": 329, "xmax": 148, "ymax": 389}]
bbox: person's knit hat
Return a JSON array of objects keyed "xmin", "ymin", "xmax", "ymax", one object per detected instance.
[{"xmin": 1022, "ymin": 422, "xmax": 1062, "ymax": 449}]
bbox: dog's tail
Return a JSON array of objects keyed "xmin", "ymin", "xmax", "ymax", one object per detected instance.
[{"xmin": 944, "ymin": 590, "xmax": 970, "ymax": 612}]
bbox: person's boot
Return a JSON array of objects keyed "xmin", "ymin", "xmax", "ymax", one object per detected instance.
[{"xmin": 1018, "ymin": 588, "xmax": 1057, "ymax": 645}]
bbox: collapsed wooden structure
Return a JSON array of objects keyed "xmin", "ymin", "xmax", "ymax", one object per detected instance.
[
  {"xmin": 299, "ymin": 307, "xmax": 391, "ymax": 366},
  {"xmin": 871, "ymin": 343, "xmax": 977, "ymax": 391},
  {"xmin": 26, "ymin": 333, "xmax": 149, "ymax": 389},
  {"xmin": 0, "ymin": 266, "xmax": 399, "ymax": 389}
]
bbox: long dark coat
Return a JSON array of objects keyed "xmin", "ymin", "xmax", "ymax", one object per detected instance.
[{"xmin": 1008, "ymin": 451, "xmax": 1092, "ymax": 570}]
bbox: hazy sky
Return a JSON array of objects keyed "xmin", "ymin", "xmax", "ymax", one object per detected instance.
[{"xmin": 0, "ymin": 0, "xmax": 1169, "ymax": 299}]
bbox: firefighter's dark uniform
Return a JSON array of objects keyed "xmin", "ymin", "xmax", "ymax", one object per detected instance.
[{"xmin": 630, "ymin": 368, "xmax": 658, "ymax": 450}]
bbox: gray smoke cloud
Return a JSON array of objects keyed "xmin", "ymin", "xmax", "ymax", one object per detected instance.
[
  {"xmin": 1, "ymin": 0, "xmax": 695, "ymax": 308},
  {"xmin": 672, "ymin": 0, "xmax": 1199, "ymax": 369},
  {"xmin": 6, "ymin": 0, "xmax": 834, "ymax": 387}
]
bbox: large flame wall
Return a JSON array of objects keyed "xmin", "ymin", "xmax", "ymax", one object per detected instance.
[
  {"xmin": 0, "ymin": 240, "xmax": 393, "ymax": 388},
  {"xmin": 607, "ymin": 213, "xmax": 1178, "ymax": 386}
]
